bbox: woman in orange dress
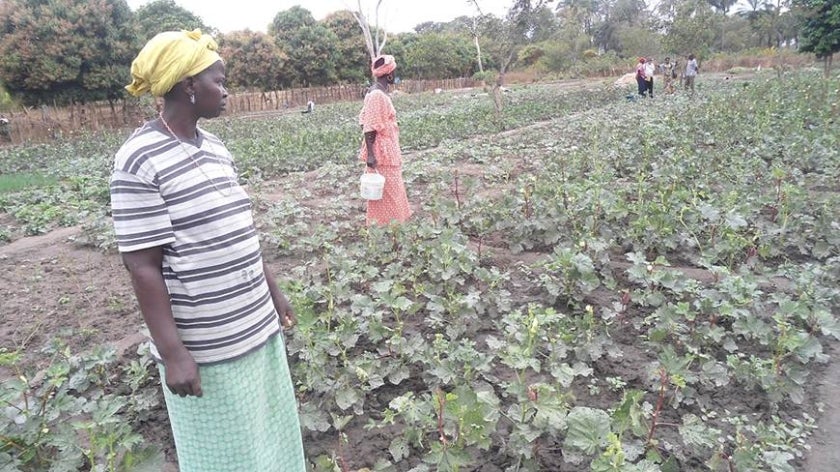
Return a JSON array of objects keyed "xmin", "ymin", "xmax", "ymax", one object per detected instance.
[{"xmin": 358, "ymin": 54, "xmax": 412, "ymax": 226}]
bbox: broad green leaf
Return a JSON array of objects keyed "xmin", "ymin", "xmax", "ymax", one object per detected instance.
[
  {"xmin": 612, "ymin": 390, "xmax": 645, "ymax": 437},
  {"xmin": 388, "ymin": 365, "xmax": 410, "ymax": 385},
  {"xmin": 330, "ymin": 413, "xmax": 353, "ymax": 431},
  {"xmin": 551, "ymin": 363, "xmax": 576, "ymax": 387},
  {"xmin": 678, "ymin": 414, "xmax": 720, "ymax": 450},
  {"xmin": 120, "ymin": 447, "xmax": 165, "ymax": 472},
  {"xmin": 389, "ymin": 436, "xmax": 410, "ymax": 462},
  {"xmin": 724, "ymin": 211, "xmax": 747, "ymax": 229},
  {"xmin": 563, "ymin": 407, "xmax": 611, "ymax": 455},
  {"xmin": 423, "ymin": 442, "xmax": 472, "ymax": 471},
  {"xmin": 335, "ymin": 387, "xmax": 361, "ymax": 411},
  {"xmin": 761, "ymin": 451, "xmax": 795, "ymax": 472},
  {"xmin": 814, "ymin": 309, "xmax": 840, "ymax": 341},
  {"xmin": 298, "ymin": 402, "xmax": 331, "ymax": 432}
]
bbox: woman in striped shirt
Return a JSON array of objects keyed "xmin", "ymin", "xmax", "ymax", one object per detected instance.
[{"xmin": 110, "ymin": 30, "xmax": 305, "ymax": 472}]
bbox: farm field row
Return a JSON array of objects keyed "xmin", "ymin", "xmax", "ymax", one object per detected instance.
[{"xmin": 1, "ymin": 71, "xmax": 838, "ymax": 471}]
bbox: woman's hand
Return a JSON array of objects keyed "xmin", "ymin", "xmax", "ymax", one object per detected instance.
[
  {"xmin": 366, "ymin": 153, "xmax": 377, "ymax": 168},
  {"xmin": 274, "ymin": 290, "xmax": 297, "ymax": 329},
  {"xmin": 263, "ymin": 263, "xmax": 297, "ymax": 329},
  {"xmin": 164, "ymin": 349, "xmax": 202, "ymax": 397}
]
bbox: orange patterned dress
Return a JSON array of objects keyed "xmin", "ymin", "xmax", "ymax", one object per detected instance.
[{"xmin": 358, "ymin": 89, "xmax": 412, "ymax": 226}]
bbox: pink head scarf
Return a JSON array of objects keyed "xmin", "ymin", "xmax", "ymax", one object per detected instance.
[{"xmin": 371, "ymin": 55, "xmax": 396, "ymax": 78}]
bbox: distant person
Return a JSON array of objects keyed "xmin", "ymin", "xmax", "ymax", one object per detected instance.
[
  {"xmin": 358, "ymin": 54, "xmax": 412, "ymax": 225},
  {"xmin": 635, "ymin": 57, "xmax": 647, "ymax": 98},
  {"xmin": 673, "ymin": 58, "xmax": 681, "ymax": 89},
  {"xmin": 660, "ymin": 57, "xmax": 676, "ymax": 94},
  {"xmin": 0, "ymin": 116, "xmax": 10, "ymax": 142},
  {"xmin": 685, "ymin": 54, "xmax": 699, "ymax": 95},
  {"xmin": 110, "ymin": 29, "xmax": 306, "ymax": 472},
  {"xmin": 644, "ymin": 57, "xmax": 656, "ymax": 98}
]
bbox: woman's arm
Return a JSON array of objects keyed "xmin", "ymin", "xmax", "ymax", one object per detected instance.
[
  {"xmin": 364, "ymin": 130, "xmax": 377, "ymax": 167},
  {"xmin": 122, "ymin": 247, "xmax": 202, "ymax": 397},
  {"xmin": 263, "ymin": 262, "xmax": 295, "ymax": 329}
]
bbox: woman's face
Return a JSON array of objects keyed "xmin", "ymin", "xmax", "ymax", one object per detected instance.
[{"xmin": 192, "ymin": 61, "xmax": 228, "ymax": 118}]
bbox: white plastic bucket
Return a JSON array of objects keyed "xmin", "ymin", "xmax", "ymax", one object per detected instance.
[{"xmin": 360, "ymin": 171, "xmax": 385, "ymax": 200}]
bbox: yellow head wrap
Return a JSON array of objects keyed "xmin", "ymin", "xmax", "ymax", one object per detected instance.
[{"xmin": 125, "ymin": 29, "xmax": 222, "ymax": 97}]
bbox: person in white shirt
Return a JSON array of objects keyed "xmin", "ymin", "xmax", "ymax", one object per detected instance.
[
  {"xmin": 644, "ymin": 57, "xmax": 656, "ymax": 97},
  {"xmin": 685, "ymin": 54, "xmax": 699, "ymax": 95}
]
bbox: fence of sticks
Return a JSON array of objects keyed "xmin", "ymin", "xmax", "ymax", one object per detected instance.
[{"xmin": 0, "ymin": 77, "xmax": 481, "ymax": 145}]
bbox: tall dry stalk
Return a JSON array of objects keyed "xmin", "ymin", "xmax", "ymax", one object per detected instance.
[{"xmin": 351, "ymin": 0, "xmax": 388, "ymax": 60}]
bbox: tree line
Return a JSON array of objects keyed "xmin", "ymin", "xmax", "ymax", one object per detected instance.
[{"xmin": 0, "ymin": 0, "xmax": 836, "ymax": 108}]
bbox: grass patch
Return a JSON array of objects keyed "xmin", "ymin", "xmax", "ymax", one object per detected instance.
[{"xmin": 0, "ymin": 173, "xmax": 57, "ymax": 193}]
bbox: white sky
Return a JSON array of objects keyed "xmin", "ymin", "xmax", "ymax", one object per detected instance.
[{"xmin": 126, "ymin": 0, "xmax": 514, "ymax": 34}]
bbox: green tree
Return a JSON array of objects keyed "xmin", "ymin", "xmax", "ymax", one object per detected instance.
[
  {"xmin": 614, "ymin": 24, "xmax": 662, "ymax": 56},
  {"xmin": 400, "ymin": 32, "xmax": 475, "ymax": 79},
  {"xmin": 706, "ymin": 0, "xmax": 738, "ymax": 14},
  {"xmin": 218, "ymin": 31, "xmax": 287, "ymax": 92},
  {"xmin": 269, "ymin": 6, "xmax": 317, "ymax": 43},
  {"xmin": 269, "ymin": 7, "xmax": 340, "ymax": 87},
  {"xmin": 550, "ymin": 0, "xmax": 599, "ymax": 68},
  {"xmin": 705, "ymin": 0, "xmax": 740, "ymax": 50},
  {"xmin": 738, "ymin": 0, "xmax": 773, "ymax": 46},
  {"xmin": 794, "ymin": 0, "xmax": 840, "ymax": 76},
  {"xmin": 480, "ymin": 1, "xmax": 556, "ymax": 81},
  {"xmin": 592, "ymin": 0, "xmax": 651, "ymax": 53},
  {"xmin": 556, "ymin": 0, "xmax": 599, "ymax": 44},
  {"xmin": 661, "ymin": 0, "xmax": 718, "ymax": 57},
  {"xmin": 322, "ymin": 10, "xmax": 370, "ymax": 84},
  {"xmin": 529, "ymin": 3, "xmax": 562, "ymax": 41},
  {"xmin": 477, "ymin": 0, "xmax": 556, "ymax": 115},
  {"xmin": 0, "ymin": 0, "xmax": 138, "ymax": 106},
  {"xmin": 133, "ymin": 0, "xmax": 214, "ymax": 42},
  {"xmin": 278, "ymin": 24, "xmax": 341, "ymax": 87}
]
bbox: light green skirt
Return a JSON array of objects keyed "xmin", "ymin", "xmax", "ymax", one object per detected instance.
[{"xmin": 159, "ymin": 334, "xmax": 306, "ymax": 472}]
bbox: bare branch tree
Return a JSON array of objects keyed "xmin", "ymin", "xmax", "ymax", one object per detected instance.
[
  {"xmin": 350, "ymin": 0, "xmax": 388, "ymax": 60},
  {"xmin": 482, "ymin": 0, "xmax": 553, "ymax": 119},
  {"xmin": 467, "ymin": 0, "xmax": 485, "ymax": 73}
]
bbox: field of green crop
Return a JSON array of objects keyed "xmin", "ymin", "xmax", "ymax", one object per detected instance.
[{"xmin": 1, "ymin": 71, "xmax": 838, "ymax": 471}]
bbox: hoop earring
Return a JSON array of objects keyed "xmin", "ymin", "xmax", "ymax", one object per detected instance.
[{"xmin": 189, "ymin": 93, "xmax": 195, "ymax": 104}]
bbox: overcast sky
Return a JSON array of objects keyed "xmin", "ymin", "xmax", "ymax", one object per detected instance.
[{"xmin": 126, "ymin": 0, "xmax": 514, "ymax": 34}]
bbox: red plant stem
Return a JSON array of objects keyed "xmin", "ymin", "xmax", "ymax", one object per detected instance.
[
  {"xmin": 453, "ymin": 172, "xmax": 462, "ymax": 211},
  {"xmin": 437, "ymin": 389, "xmax": 448, "ymax": 445},
  {"xmin": 337, "ymin": 432, "xmax": 349, "ymax": 472},
  {"xmin": 523, "ymin": 186, "xmax": 533, "ymax": 219},
  {"xmin": 646, "ymin": 367, "xmax": 668, "ymax": 447},
  {"xmin": 725, "ymin": 453, "xmax": 736, "ymax": 472}
]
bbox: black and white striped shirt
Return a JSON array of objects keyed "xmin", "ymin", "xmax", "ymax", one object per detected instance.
[{"xmin": 110, "ymin": 121, "xmax": 280, "ymax": 365}]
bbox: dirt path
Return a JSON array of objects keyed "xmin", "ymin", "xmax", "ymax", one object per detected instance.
[
  {"xmin": 803, "ymin": 345, "xmax": 840, "ymax": 471},
  {"xmin": 0, "ymin": 225, "xmax": 80, "ymax": 256}
]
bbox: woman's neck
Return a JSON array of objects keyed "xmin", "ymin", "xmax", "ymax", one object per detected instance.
[
  {"xmin": 159, "ymin": 107, "xmax": 198, "ymax": 141},
  {"xmin": 373, "ymin": 78, "xmax": 389, "ymax": 91}
]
